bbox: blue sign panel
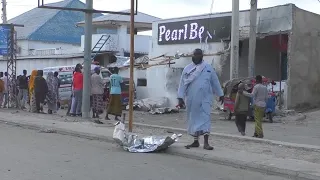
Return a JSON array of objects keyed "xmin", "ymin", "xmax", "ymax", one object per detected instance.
[{"xmin": 0, "ymin": 25, "xmax": 10, "ymax": 55}]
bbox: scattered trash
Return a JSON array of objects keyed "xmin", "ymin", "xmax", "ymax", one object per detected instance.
[
  {"xmin": 127, "ymin": 97, "xmax": 180, "ymax": 115},
  {"xmin": 149, "ymin": 107, "xmax": 179, "ymax": 115},
  {"xmin": 113, "ymin": 114, "xmax": 181, "ymax": 153},
  {"xmin": 130, "ymin": 97, "xmax": 169, "ymax": 111},
  {"xmin": 38, "ymin": 128, "xmax": 57, "ymax": 133}
]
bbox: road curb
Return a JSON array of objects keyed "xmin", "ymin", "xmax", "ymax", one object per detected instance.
[
  {"xmin": 0, "ymin": 119, "xmax": 319, "ymax": 180},
  {"xmin": 166, "ymin": 148, "xmax": 320, "ymax": 180},
  {"xmin": 130, "ymin": 122, "xmax": 320, "ymax": 152}
]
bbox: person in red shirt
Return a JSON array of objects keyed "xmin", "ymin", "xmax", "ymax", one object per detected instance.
[{"xmin": 70, "ymin": 67, "xmax": 83, "ymax": 116}]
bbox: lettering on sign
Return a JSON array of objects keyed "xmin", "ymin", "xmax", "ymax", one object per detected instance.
[{"xmin": 157, "ymin": 16, "xmax": 231, "ymax": 45}]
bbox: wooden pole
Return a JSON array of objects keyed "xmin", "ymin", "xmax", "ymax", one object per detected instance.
[
  {"xmin": 279, "ymin": 32, "xmax": 282, "ymax": 109},
  {"xmin": 128, "ymin": 0, "xmax": 135, "ymax": 132}
]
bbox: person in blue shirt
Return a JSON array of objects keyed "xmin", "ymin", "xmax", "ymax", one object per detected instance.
[{"xmin": 105, "ymin": 67, "xmax": 123, "ymax": 120}]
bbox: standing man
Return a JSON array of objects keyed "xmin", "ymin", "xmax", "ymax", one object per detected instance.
[
  {"xmin": 0, "ymin": 74, "xmax": 4, "ymax": 107},
  {"xmin": 105, "ymin": 67, "xmax": 123, "ymax": 121},
  {"xmin": 91, "ymin": 67, "xmax": 104, "ymax": 121},
  {"xmin": 1, "ymin": 72, "xmax": 8, "ymax": 108},
  {"xmin": 0, "ymin": 72, "xmax": 4, "ymax": 107},
  {"xmin": 54, "ymin": 71, "xmax": 60, "ymax": 111},
  {"xmin": 34, "ymin": 70, "xmax": 48, "ymax": 113},
  {"xmin": 18, "ymin": 70, "xmax": 29, "ymax": 109},
  {"xmin": 177, "ymin": 49, "xmax": 224, "ymax": 150},
  {"xmin": 234, "ymin": 83, "xmax": 250, "ymax": 136},
  {"xmin": 243, "ymin": 75, "xmax": 268, "ymax": 138}
]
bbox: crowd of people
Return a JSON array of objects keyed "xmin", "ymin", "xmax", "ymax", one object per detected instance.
[
  {"xmin": 0, "ymin": 63, "xmax": 124, "ymax": 125},
  {"xmin": 0, "ymin": 69, "xmax": 61, "ymax": 113}
]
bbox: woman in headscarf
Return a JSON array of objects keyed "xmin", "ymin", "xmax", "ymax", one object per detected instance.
[
  {"xmin": 46, "ymin": 72, "xmax": 59, "ymax": 114},
  {"xmin": 91, "ymin": 67, "xmax": 104, "ymax": 121},
  {"xmin": 28, "ymin": 70, "xmax": 38, "ymax": 112},
  {"xmin": 34, "ymin": 70, "xmax": 48, "ymax": 113}
]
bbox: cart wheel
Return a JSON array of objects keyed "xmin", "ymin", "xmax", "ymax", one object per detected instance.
[
  {"xmin": 224, "ymin": 109, "xmax": 231, "ymax": 120},
  {"xmin": 268, "ymin": 113, "xmax": 273, "ymax": 123},
  {"xmin": 228, "ymin": 113, "xmax": 232, "ymax": 120}
]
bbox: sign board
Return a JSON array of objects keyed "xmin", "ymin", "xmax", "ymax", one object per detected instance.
[
  {"xmin": 0, "ymin": 25, "xmax": 10, "ymax": 55},
  {"xmin": 157, "ymin": 16, "xmax": 231, "ymax": 45}
]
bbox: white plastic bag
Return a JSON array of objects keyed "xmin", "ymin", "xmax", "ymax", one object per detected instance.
[{"xmin": 113, "ymin": 121, "xmax": 125, "ymax": 145}]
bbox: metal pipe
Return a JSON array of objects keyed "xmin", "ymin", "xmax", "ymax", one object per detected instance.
[
  {"xmin": 128, "ymin": 0, "xmax": 135, "ymax": 132},
  {"xmin": 279, "ymin": 33, "xmax": 282, "ymax": 109},
  {"xmin": 82, "ymin": 0, "xmax": 93, "ymax": 118}
]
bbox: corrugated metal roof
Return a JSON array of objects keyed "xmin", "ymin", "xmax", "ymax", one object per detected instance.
[
  {"xmin": 8, "ymin": 0, "xmax": 102, "ymax": 44},
  {"xmin": 78, "ymin": 10, "xmax": 161, "ymax": 24},
  {"xmin": 9, "ymin": 0, "xmax": 69, "ymax": 40}
]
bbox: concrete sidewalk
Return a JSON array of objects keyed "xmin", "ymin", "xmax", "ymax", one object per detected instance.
[{"xmin": 0, "ymin": 110, "xmax": 320, "ymax": 180}]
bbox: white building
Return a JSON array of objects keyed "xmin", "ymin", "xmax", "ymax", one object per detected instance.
[
  {"xmin": 145, "ymin": 4, "xmax": 320, "ymax": 109},
  {"xmin": 0, "ymin": 0, "xmax": 160, "ymax": 75},
  {"xmin": 76, "ymin": 10, "xmax": 161, "ymax": 67}
]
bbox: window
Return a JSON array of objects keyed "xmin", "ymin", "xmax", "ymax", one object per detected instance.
[
  {"xmin": 137, "ymin": 78, "xmax": 147, "ymax": 87},
  {"xmin": 59, "ymin": 73, "xmax": 73, "ymax": 85}
]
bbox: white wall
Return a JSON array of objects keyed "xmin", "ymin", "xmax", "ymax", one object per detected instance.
[
  {"xmin": 81, "ymin": 24, "xmax": 151, "ymax": 55},
  {"xmin": 118, "ymin": 68, "xmax": 148, "ymax": 100},
  {"xmin": 17, "ymin": 40, "xmax": 81, "ymax": 56}
]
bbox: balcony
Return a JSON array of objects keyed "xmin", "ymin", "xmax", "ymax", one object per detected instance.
[{"xmin": 80, "ymin": 34, "xmax": 151, "ymax": 54}]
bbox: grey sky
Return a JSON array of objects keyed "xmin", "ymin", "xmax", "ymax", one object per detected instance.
[{"xmin": 6, "ymin": 0, "xmax": 320, "ymax": 21}]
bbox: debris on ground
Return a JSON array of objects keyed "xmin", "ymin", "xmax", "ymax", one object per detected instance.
[
  {"xmin": 130, "ymin": 97, "xmax": 169, "ymax": 111},
  {"xmin": 113, "ymin": 121, "xmax": 182, "ymax": 153},
  {"xmin": 149, "ymin": 107, "xmax": 179, "ymax": 115},
  {"xmin": 38, "ymin": 128, "xmax": 57, "ymax": 133},
  {"xmin": 127, "ymin": 97, "xmax": 180, "ymax": 114}
]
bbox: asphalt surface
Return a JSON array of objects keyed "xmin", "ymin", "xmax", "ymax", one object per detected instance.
[{"xmin": 0, "ymin": 124, "xmax": 291, "ymax": 180}]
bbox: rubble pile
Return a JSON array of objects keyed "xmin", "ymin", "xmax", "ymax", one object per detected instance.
[{"xmin": 128, "ymin": 97, "xmax": 179, "ymax": 114}]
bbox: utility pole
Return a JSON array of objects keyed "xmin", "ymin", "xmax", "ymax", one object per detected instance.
[
  {"xmin": 1, "ymin": 0, "xmax": 7, "ymax": 23},
  {"xmin": 37, "ymin": 0, "xmax": 137, "ymax": 119},
  {"xmin": 248, "ymin": 0, "xmax": 257, "ymax": 77},
  {"xmin": 230, "ymin": 0, "xmax": 239, "ymax": 79},
  {"xmin": 128, "ymin": 0, "xmax": 135, "ymax": 132},
  {"xmin": 82, "ymin": 0, "xmax": 93, "ymax": 118}
]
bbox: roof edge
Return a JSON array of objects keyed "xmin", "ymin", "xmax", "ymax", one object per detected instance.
[
  {"xmin": 154, "ymin": 3, "xmax": 294, "ymax": 23},
  {"xmin": 76, "ymin": 10, "xmax": 161, "ymax": 25}
]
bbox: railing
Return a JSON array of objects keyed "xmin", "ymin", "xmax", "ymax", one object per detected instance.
[
  {"xmin": 81, "ymin": 34, "xmax": 119, "ymax": 52},
  {"xmin": 80, "ymin": 34, "xmax": 151, "ymax": 54}
]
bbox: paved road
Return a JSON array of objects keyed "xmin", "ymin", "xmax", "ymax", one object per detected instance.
[{"xmin": 0, "ymin": 124, "xmax": 290, "ymax": 180}]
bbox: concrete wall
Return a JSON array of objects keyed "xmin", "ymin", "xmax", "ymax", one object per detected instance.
[
  {"xmin": 287, "ymin": 7, "xmax": 320, "ymax": 108},
  {"xmin": 221, "ymin": 38, "xmax": 280, "ymax": 83},
  {"xmin": 118, "ymin": 69, "xmax": 149, "ymax": 100},
  {"xmin": 17, "ymin": 40, "xmax": 81, "ymax": 56}
]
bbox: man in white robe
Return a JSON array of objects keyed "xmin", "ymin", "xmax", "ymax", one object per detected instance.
[{"xmin": 178, "ymin": 49, "xmax": 224, "ymax": 150}]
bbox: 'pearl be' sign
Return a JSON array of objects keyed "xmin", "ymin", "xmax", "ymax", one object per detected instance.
[{"xmin": 157, "ymin": 16, "xmax": 231, "ymax": 45}]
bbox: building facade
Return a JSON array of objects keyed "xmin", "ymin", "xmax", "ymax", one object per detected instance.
[{"xmin": 145, "ymin": 4, "xmax": 320, "ymax": 109}]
